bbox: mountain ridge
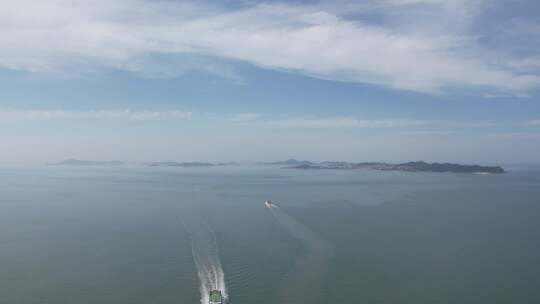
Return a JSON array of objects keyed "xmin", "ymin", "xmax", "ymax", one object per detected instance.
[{"xmin": 284, "ymin": 160, "xmax": 505, "ymax": 174}]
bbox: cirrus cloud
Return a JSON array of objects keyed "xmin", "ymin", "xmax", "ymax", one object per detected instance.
[
  {"xmin": 266, "ymin": 117, "xmax": 425, "ymax": 129},
  {"xmin": 0, "ymin": 109, "xmax": 192, "ymax": 121},
  {"xmin": 524, "ymin": 119, "xmax": 540, "ymax": 126},
  {"xmin": 1, "ymin": 0, "xmax": 539, "ymax": 93}
]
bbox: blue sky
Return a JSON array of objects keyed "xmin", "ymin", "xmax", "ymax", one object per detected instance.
[{"xmin": 1, "ymin": 0, "xmax": 539, "ymax": 164}]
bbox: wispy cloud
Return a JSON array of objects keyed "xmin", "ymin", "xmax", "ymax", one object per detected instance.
[
  {"xmin": 221, "ymin": 114, "xmax": 507, "ymax": 130},
  {"xmin": 444, "ymin": 121, "xmax": 499, "ymax": 128},
  {"xmin": 404, "ymin": 130, "xmax": 458, "ymax": 136},
  {"xmin": 0, "ymin": 110, "xmax": 192, "ymax": 121},
  {"xmin": 213, "ymin": 113, "xmax": 426, "ymax": 128},
  {"xmin": 524, "ymin": 119, "xmax": 540, "ymax": 126},
  {"xmin": 482, "ymin": 94, "xmax": 531, "ymax": 99},
  {"xmin": 1, "ymin": 0, "xmax": 539, "ymax": 93},
  {"xmin": 508, "ymin": 56, "xmax": 540, "ymax": 71},
  {"xmin": 488, "ymin": 132, "xmax": 540, "ymax": 140},
  {"xmin": 224, "ymin": 113, "xmax": 262, "ymax": 122},
  {"xmin": 266, "ymin": 118, "xmax": 425, "ymax": 129}
]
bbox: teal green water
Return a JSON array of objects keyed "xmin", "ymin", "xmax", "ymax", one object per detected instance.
[{"xmin": 1, "ymin": 165, "xmax": 539, "ymax": 304}]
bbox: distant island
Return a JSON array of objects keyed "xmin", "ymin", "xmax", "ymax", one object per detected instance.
[
  {"xmin": 148, "ymin": 162, "xmax": 215, "ymax": 167},
  {"xmin": 274, "ymin": 159, "xmax": 505, "ymax": 174},
  {"xmin": 54, "ymin": 158, "xmax": 505, "ymax": 174},
  {"xmin": 215, "ymin": 162, "xmax": 241, "ymax": 166},
  {"xmin": 257, "ymin": 159, "xmax": 315, "ymax": 166},
  {"xmin": 55, "ymin": 159, "xmax": 124, "ymax": 166}
]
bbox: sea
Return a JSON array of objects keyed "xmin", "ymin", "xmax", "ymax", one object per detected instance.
[{"xmin": 1, "ymin": 164, "xmax": 539, "ymax": 304}]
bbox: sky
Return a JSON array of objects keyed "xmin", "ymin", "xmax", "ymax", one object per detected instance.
[{"xmin": 1, "ymin": 0, "xmax": 540, "ymax": 164}]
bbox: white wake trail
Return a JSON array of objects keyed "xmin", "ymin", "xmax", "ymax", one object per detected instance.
[
  {"xmin": 266, "ymin": 203, "xmax": 321, "ymax": 246},
  {"xmin": 266, "ymin": 202, "xmax": 332, "ymax": 304},
  {"xmin": 183, "ymin": 219, "xmax": 227, "ymax": 304}
]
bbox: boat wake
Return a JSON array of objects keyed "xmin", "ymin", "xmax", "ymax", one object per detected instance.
[
  {"xmin": 265, "ymin": 201, "xmax": 332, "ymax": 304},
  {"xmin": 182, "ymin": 217, "xmax": 227, "ymax": 304},
  {"xmin": 265, "ymin": 202, "xmax": 321, "ymax": 246}
]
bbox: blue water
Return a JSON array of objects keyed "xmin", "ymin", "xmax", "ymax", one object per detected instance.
[{"xmin": 1, "ymin": 165, "xmax": 539, "ymax": 303}]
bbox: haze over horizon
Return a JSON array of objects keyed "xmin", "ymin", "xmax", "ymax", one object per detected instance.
[
  {"xmin": 2, "ymin": 0, "xmax": 540, "ymax": 164},
  {"xmin": 2, "ymin": 3, "xmax": 540, "ymax": 303}
]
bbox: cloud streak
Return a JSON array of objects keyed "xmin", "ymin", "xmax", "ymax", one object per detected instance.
[
  {"xmin": 1, "ymin": 0, "xmax": 539, "ymax": 93},
  {"xmin": 488, "ymin": 132, "xmax": 540, "ymax": 140},
  {"xmin": 0, "ymin": 110, "xmax": 192, "ymax": 121},
  {"xmin": 524, "ymin": 119, "xmax": 540, "ymax": 126},
  {"xmin": 224, "ymin": 113, "xmax": 262, "ymax": 122},
  {"xmin": 266, "ymin": 118, "xmax": 424, "ymax": 129},
  {"xmin": 0, "ymin": 109, "xmax": 523, "ymax": 131}
]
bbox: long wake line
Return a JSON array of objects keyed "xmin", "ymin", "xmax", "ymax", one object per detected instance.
[
  {"xmin": 266, "ymin": 201, "xmax": 332, "ymax": 304},
  {"xmin": 183, "ymin": 218, "xmax": 227, "ymax": 304}
]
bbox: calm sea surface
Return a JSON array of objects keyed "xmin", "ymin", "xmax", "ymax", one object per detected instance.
[{"xmin": 1, "ymin": 165, "xmax": 539, "ymax": 304}]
